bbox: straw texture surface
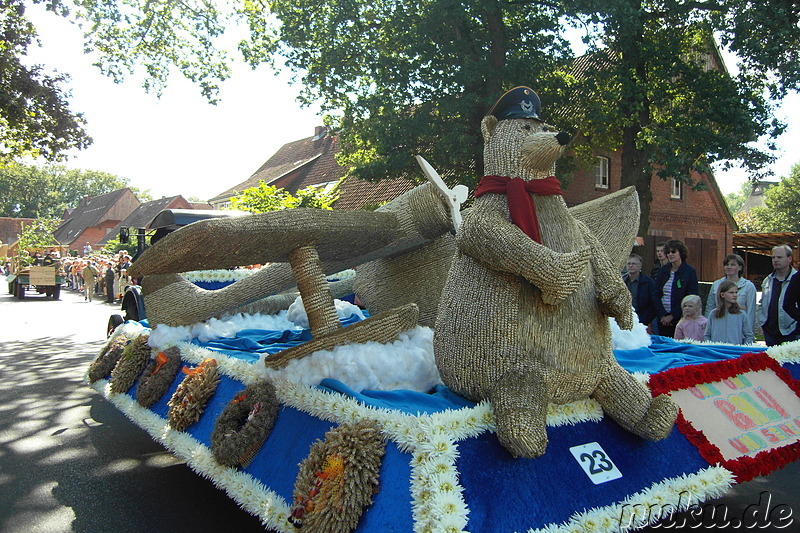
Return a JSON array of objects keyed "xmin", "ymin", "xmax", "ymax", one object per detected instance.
[
  {"xmin": 434, "ymin": 115, "xmax": 677, "ymax": 458},
  {"xmin": 264, "ymin": 303, "xmax": 419, "ymax": 368},
  {"xmin": 289, "ymin": 421, "xmax": 385, "ymax": 532},
  {"xmin": 137, "ymin": 183, "xmax": 455, "ymax": 326},
  {"xmin": 129, "ymin": 209, "xmax": 399, "ymax": 277}
]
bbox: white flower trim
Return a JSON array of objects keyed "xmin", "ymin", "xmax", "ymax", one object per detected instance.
[
  {"xmin": 767, "ymin": 339, "xmax": 800, "ymax": 364},
  {"xmin": 88, "ymin": 378, "xmax": 294, "ymax": 533},
  {"xmin": 527, "ymin": 466, "xmax": 734, "ymax": 533},
  {"xmin": 182, "ymin": 269, "xmax": 259, "ymax": 283},
  {"xmin": 89, "ymin": 329, "xmax": 734, "ymax": 533},
  {"xmin": 181, "ymin": 267, "xmax": 356, "ymax": 284}
]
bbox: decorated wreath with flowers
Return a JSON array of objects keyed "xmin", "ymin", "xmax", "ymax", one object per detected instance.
[
  {"xmin": 210, "ymin": 379, "xmax": 280, "ymax": 467},
  {"xmin": 167, "ymin": 358, "xmax": 220, "ymax": 431},
  {"xmin": 88, "ymin": 334, "xmax": 132, "ymax": 383},
  {"xmin": 136, "ymin": 346, "xmax": 182, "ymax": 408},
  {"xmin": 289, "ymin": 420, "xmax": 386, "ymax": 532},
  {"xmin": 109, "ymin": 334, "xmax": 152, "ymax": 394}
]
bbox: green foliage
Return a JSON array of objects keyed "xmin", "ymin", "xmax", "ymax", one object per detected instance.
[
  {"xmin": 36, "ymin": 0, "xmax": 800, "ymax": 220},
  {"xmin": 228, "ymin": 181, "xmax": 338, "ymax": 213},
  {"xmin": 0, "ymin": 163, "xmax": 131, "ymax": 217},
  {"xmin": 734, "ymin": 164, "xmax": 800, "ymax": 232},
  {"xmin": 101, "ymin": 236, "xmax": 136, "ymax": 256},
  {"xmin": 0, "ymin": 1, "xmax": 92, "ymax": 161},
  {"xmin": 16, "ymin": 218, "xmax": 60, "ymax": 266},
  {"xmin": 73, "ymin": 0, "xmax": 235, "ymax": 103},
  {"xmin": 724, "ymin": 180, "xmax": 753, "ymax": 215},
  {"xmin": 760, "ymin": 165, "xmax": 800, "ymax": 232}
]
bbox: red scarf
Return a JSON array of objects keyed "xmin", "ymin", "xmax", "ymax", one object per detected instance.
[{"xmin": 475, "ymin": 175, "xmax": 563, "ymax": 243}]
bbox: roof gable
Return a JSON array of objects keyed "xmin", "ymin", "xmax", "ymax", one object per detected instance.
[
  {"xmin": 98, "ymin": 195, "xmax": 192, "ymax": 244},
  {"xmin": 54, "ymin": 188, "xmax": 135, "ymax": 244},
  {"xmin": 210, "ymin": 128, "xmax": 342, "ymax": 202},
  {"xmin": 0, "ymin": 217, "xmax": 36, "ymax": 245}
]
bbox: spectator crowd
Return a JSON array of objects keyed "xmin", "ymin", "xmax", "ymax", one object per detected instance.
[
  {"xmin": 60, "ymin": 251, "xmax": 133, "ymax": 304},
  {"xmin": 623, "ymin": 240, "xmax": 800, "ymax": 347}
]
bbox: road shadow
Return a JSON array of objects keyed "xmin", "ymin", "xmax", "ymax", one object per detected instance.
[{"xmin": 0, "ymin": 336, "xmax": 267, "ymax": 532}]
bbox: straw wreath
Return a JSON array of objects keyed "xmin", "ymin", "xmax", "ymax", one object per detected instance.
[
  {"xmin": 108, "ymin": 334, "xmax": 152, "ymax": 394},
  {"xmin": 289, "ymin": 420, "xmax": 386, "ymax": 532},
  {"xmin": 167, "ymin": 358, "xmax": 220, "ymax": 431},
  {"xmin": 210, "ymin": 379, "xmax": 280, "ymax": 468},
  {"xmin": 136, "ymin": 346, "xmax": 182, "ymax": 408},
  {"xmin": 88, "ymin": 334, "xmax": 132, "ymax": 383}
]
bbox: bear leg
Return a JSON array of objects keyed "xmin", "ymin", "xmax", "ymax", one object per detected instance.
[
  {"xmin": 490, "ymin": 369, "xmax": 549, "ymax": 458},
  {"xmin": 592, "ymin": 364, "xmax": 678, "ymax": 441}
]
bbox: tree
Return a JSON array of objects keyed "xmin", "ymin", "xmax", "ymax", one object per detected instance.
[
  {"xmin": 228, "ymin": 182, "xmax": 338, "ymax": 213},
  {"xmin": 44, "ymin": 1, "xmax": 800, "ymax": 237},
  {"xmin": 62, "ymin": 0, "xmax": 572, "ymax": 189},
  {"xmin": 15, "ymin": 218, "xmax": 60, "ymax": 267},
  {"xmin": 733, "ymin": 164, "xmax": 800, "ymax": 232},
  {"xmin": 755, "ymin": 165, "xmax": 800, "ymax": 232},
  {"xmin": 0, "ymin": 2, "xmax": 92, "ymax": 161},
  {"xmin": 724, "ymin": 181, "xmax": 753, "ymax": 215},
  {"xmin": 0, "ymin": 162, "xmax": 134, "ymax": 217},
  {"xmin": 550, "ymin": 0, "xmax": 800, "ymax": 245}
]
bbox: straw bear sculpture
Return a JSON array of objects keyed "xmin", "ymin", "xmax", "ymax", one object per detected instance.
[{"xmin": 434, "ymin": 101, "xmax": 678, "ymax": 458}]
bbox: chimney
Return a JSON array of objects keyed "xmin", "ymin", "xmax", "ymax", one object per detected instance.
[{"xmin": 312, "ymin": 126, "xmax": 327, "ymax": 140}]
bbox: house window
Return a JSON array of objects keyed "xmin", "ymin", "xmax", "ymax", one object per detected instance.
[
  {"xmin": 594, "ymin": 156, "xmax": 610, "ymax": 189},
  {"xmin": 670, "ymin": 178, "xmax": 683, "ymax": 200}
]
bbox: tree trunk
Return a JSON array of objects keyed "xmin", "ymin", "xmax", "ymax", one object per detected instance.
[{"xmin": 617, "ymin": 3, "xmax": 653, "ymax": 259}]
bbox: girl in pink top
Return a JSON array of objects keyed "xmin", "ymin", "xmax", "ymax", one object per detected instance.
[{"xmin": 675, "ymin": 294, "xmax": 707, "ymax": 341}]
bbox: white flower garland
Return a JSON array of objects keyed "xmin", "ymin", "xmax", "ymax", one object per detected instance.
[
  {"xmin": 182, "ymin": 268, "xmax": 260, "ymax": 283},
  {"xmin": 89, "ymin": 329, "xmax": 742, "ymax": 533},
  {"xmin": 528, "ymin": 466, "xmax": 734, "ymax": 533},
  {"xmin": 766, "ymin": 339, "xmax": 800, "ymax": 364},
  {"xmin": 89, "ymin": 378, "xmax": 294, "ymax": 533}
]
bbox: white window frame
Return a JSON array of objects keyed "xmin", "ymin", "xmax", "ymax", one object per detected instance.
[
  {"xmin": 594, "ymin": 156, "xmax": 610, "ymax": 189},
  {"xmin": 670, "ymin": 178, "xmax": 683, "ymax": 200}
]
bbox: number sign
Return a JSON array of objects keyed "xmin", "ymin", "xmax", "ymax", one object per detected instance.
[{"xmin": 569, "ymin": 442, "xmax": 622, "ymax": 484}]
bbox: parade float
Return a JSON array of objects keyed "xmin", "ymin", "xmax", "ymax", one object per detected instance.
[{"xmin": 87, "ymin": 88, "xmax": 800, "ymax": 532}]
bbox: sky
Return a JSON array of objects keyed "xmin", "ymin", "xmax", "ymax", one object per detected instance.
[{"xmin": 24, "ymin": 6, "xmax": 800, "ymax": 201}]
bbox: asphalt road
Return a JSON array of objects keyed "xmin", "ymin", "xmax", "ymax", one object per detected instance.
[
  {"xmin": 0, "ymin": 285, "xmax": 266, "ymax": 533},
  {"xmin": 1, "ymin": 282, "xmax": 798, "ymax": 532}
]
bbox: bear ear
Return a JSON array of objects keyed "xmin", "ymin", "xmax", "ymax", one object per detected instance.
[{"xmin": 481, "ymin": 115, "xmax": 498, "ymax": 142}]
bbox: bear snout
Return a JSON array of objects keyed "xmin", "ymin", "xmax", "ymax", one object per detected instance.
[{"xmin": 556, "ymin": 131, "xmax": 571, "ymax": 146}]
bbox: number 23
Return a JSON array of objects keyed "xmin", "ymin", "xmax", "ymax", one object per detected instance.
[{"xmin": 579, "ymin": 450, "xmax": 614, "ymax": 474}]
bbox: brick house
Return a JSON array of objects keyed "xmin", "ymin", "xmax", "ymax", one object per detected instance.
[
  {"xmin": 208, "ymin": 127, "xmax": 415, "ymax": 211},
  {"xmin": 54, "ymin": 188, "xmax": 140, "ymax": 253},
  {"xmin": 564, "ymin": 151, "xmax": 735, "ymax": 282},
  {"xmin": 97, "ymin": 195, "xmax": 195, "ymax": 246}
]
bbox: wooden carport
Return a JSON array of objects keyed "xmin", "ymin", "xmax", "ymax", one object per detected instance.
[{"xmin": 732, "ymin": 232, "xmax": 800, "ymax": 285}]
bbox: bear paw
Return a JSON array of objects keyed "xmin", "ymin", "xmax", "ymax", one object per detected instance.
[
  {"xmin": 495, "ymin": 408, "xmax": 548, "ymax": 458},
  {"xmin": 537, "ymin": 246, "xmax": 591, "ymax": 305},
  {"xmin": 632, "ymin": 394, "xmax": 679, "ymax": 441}
]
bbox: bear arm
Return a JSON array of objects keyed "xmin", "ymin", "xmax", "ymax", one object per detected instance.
[
  {"xmin": 578, "ymin": 221, "xmax": 634, "ymax": 329},
  {"xmin": 457, "ymin": 209, "xmax": 590, "ymax": 305}
]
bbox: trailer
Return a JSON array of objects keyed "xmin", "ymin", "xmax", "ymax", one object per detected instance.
[{"xmin": 8, "ymin": 265, "xmax": 65, "ymax": 299}]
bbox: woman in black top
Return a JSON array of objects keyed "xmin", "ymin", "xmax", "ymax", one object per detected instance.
[{"xmin": 654, "ymin": 239, "xmax": 699, "ymax": 338}]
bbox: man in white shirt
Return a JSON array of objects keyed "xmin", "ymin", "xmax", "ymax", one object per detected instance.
[{"xmin": 758, "ymin": 244, "xmax": 798, "ymax": 346}]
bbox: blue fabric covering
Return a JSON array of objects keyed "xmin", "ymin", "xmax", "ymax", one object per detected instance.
[
  {"xmin": 458, "ymin": 418, "xmax": 709, "ymax": 531},
  {"xmin": 123, "ymin": 370, "xmax": 414, "ymax": 531},
  {"xmin": 319, "ymin": 378, "xmax": 476, "ymax": 415},
  {"xmin": 112, "ymin": 324, "xmax": 792, "ymax": 531},
  {"xmin": 615, "ymin": 335, "xmax": 767, "ymax": 374},
  {"xmin": 191, "ymin": 280, "xmax": 237, "ymax": 290},
  {"xmin": 192, "ymin": 311, "xmax": 368, "ymax": 362}
]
